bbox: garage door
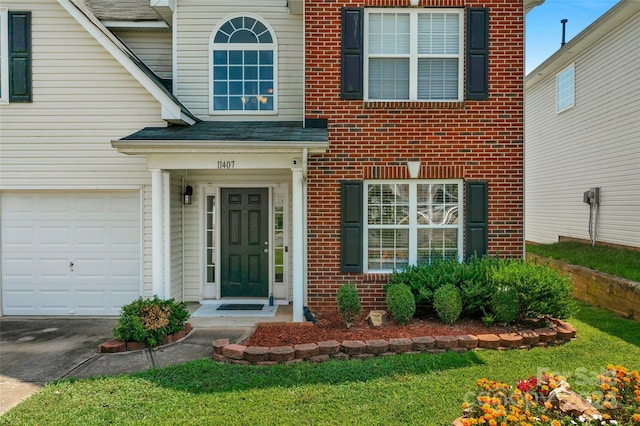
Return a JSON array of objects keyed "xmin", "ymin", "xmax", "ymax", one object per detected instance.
[{"xmin": 2, "ymin": 192, "xmax": 141, "ymax": 315}]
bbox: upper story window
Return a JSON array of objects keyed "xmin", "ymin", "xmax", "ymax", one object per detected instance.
[
  {"xmin": 556, "ymin": 64, "xmax": 574, "ymax": 113},
  {"xmin": 0, "ymin": 8, "xmax": 9, "ymax": 104},
  {"xmin": 364, "ymin": 9, "xmax": 463, "ymax": 102},
  {"xmin": 210, "ymin": 15, "xmax": 276, "ymax": 114}
]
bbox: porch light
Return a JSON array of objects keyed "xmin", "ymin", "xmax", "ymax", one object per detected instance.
[{"xmin": 183, "ymin": 185, "xmax": 193, "ymax": 205}]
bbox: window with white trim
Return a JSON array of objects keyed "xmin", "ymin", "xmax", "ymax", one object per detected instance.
[
  {"xmin": 556, "ymin": 64, "xmax": 574, "ymax": 112},
  {"xmin": 210, "ymin": 15, "xmax": 276, "ymax": 114},
  {"xmin": 364, "ymin": 8, "xmax": 463, "ymax": 102},
  {"xmin": 365, "ymin": 180, "xmax": 462, "ymax": 272},
  {"xmin": 0, "ymin": 8, "xmax": 8, "ymax": 104}
]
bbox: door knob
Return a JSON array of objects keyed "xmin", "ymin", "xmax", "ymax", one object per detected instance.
[{"xmin": 264, "ymin": 248, "xmax": 269, "ymax": 253}]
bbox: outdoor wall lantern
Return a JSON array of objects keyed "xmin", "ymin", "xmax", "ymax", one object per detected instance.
[{"xmin": 183, "ymin": 185, "xmax": 193, "ymax": 205}]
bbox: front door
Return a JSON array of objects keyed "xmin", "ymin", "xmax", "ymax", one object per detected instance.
[{"xmin": 220, "ymin": 188, "xmax": 269, "ymax": 297}]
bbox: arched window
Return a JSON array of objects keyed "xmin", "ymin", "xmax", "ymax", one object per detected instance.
[{"xmin": 211, "ymin": 15, "xmax": 276, "ymax": 113}]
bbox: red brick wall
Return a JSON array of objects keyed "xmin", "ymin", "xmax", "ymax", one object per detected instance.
[{"xmin": 304, "ymin": 0, "xmax": 524, "ymax": 311}]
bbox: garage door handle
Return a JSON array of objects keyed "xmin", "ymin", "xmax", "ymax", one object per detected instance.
[{"xmin": 69, "ymin": 261, "xmax": 74, "ymax": 271}]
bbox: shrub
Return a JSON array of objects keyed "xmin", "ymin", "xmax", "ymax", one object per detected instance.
[
  {"xmin": 490, "ymin": 259, "xmax": 575, "ymax": 320},
  {"xmin": 336, "ymin": 283, "xmax": 362, "ymax": 328},
  {"xmin": 491, "ymin": 286, "xmax": 519, "ymax": 324},
  {"xmin": 113, "ymin": 296, "xmax": 190, "ymax": 347},
  {"xmin": 433, "ymin": 284, "xmax": 462, "ymax": 325},
  {"xmin": 385, "ymin": 284, "xmax": 416, "ymax": 325}
]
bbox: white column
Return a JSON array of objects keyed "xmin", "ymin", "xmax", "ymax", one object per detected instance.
[
  {"xmin": 163, "ymin": 171, "xmax": 171, "ymax": 300},
  {"xmin": 151, "ymin": 169, "xmax": 165, "ymax": 299},
  {"xmin": 291, "ymin": 166, "xmax": 304, "ymax": 322}
]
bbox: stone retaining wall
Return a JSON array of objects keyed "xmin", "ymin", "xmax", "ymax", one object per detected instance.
[
  {"xmin": 527, "ymin": 253, "xmax": 640, "ymax": 320},
  {"xmin": 211, "ymin": 320, "xmax": 575, "ymax": 365}
]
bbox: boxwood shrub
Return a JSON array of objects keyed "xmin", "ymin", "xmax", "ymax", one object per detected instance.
[{"xmin": 385, "ymin": 283, "xmax": 416, "ymax": 325}]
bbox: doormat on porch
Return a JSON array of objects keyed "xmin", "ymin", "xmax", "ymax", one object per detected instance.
[{"xmin": 217, "ymin": 304, "xmax": 264, "ymax": 311}]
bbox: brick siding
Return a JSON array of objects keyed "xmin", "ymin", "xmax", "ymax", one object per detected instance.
[{"xmin": 305, "ymin": 0, "xmax": 524, "ymax": 310}]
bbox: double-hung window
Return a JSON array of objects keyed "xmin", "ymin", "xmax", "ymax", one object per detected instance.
[
  {"xmin": 556, "ymin": 64, "xmax": 574, "ymax": 113},
  {"xmin": 210, "ymin": 15, "xmax": 276, "ymax": 114},
  {"xmin": 365, "ymin": 9, "xmax": 463, "ymax": 102},
  {"xmin": 365, "ymin": 180, "xmax": 462, "ymax": 273}
]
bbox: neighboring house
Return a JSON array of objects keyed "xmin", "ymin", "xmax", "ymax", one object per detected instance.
[
  {"xmin": 525, "ymin": 0, "xmax": 640, "ymax": 250},
  {"xmin": 0, "ymin": 0, "xmax": 532, "ymax": 320}
]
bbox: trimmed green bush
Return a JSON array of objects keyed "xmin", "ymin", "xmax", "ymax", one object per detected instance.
[
  {"xmin": 491, "ymin": 286, "xmax": 520, "ymax": 324},
  {"xmin": 113, "ymin": 296, "xmax": 190, "ymax": 348},
  {"xmin": 385, "ymin": 284, "xmax": 416, "ymax": 325},
  {"xmin": 433, "ymin": 284, "xmax": 462, "ymax": 325},
  {"xmin": 336, "ymin": 283, "xmax": 362, "ymax": 328}
]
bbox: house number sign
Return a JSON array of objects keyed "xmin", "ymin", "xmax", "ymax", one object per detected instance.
[{"xmin": 217, "ymin": 161, "xmax": 235, "ymax": 169}]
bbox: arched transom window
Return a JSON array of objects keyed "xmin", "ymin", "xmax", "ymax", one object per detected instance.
[{"xmin": 211, "ymin": 16, "xmax": 276, "ymax": 113}]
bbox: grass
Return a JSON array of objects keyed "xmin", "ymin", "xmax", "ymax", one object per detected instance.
[
  {"xmin": 2, "ymin": 302, "xmax": 639, "ymax": 426},
  {"xmin": 527, "ymin": 240, "xmax": 640, "ymax": 282}
]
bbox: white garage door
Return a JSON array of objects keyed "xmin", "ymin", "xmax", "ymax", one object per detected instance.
[{"xmin": 2, "ymin": 192, "xmax": 141, "ymax": 315}]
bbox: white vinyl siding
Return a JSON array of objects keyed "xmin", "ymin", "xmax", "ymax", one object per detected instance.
[
  {"xmin": 0, "ymin": 0, "xmax": 166, "ymax": 188},
  {"xmin": 175, "ymin": 0, "xmax": 302, "ymax": 121},
  {"xmin": 113, "ymin": 30, "xmax": 173, "ymax": 79},
  {"xmin": 525, "ymin": 11, "xmax": 640, "ymax": 248}
]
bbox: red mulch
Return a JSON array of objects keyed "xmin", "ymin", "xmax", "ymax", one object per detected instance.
[{"xmin": 244, "ymin": 310, "xmax": 515, "ymax": 347}]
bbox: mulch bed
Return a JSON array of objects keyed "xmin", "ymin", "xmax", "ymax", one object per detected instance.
[{"xmin": 244, "ymin": 310, "xmax": 517, "ymax": 347}]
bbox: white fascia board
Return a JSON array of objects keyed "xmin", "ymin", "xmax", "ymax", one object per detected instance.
[
  {"xmin": 102, "ymin": 21, "xmax": 169, "ymax": 29},
  {"xmin": 57, "ymin": 0, "xmax": 193, "ymax": 125},
  {"xmin": 150, "ymin": 0, "xmax": 175, "ymax": 11}
]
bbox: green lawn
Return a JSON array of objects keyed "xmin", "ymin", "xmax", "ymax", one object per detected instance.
[
  {"xmin": 2, "ymin": 302, "xmax": 639, "ymax": 425},
  {"xmin": 527, "ymin": 240, "xmax": 640, "ymax": 282}
]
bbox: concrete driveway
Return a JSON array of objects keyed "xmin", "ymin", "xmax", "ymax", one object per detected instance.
[{"xmin": 0, "ymin": 317, "xmax": 249, "ymax": 415}]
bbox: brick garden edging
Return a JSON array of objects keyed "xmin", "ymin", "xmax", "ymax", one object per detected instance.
[
  {"xmin": 97, "ymin": 323, "xmax": 193, "ymax": 353},
  {"xmin": 211, "ymin": 319, "xmax": 576, "ymax": 366}
]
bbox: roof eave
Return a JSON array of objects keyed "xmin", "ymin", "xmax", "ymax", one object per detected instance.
[
  {"xmin": 526, "ymin": 0, "xmax": 640, "ymax": 89},
  {"xmin": 111, "ymin": 140, "xmax": 330, "ymax": 155}
]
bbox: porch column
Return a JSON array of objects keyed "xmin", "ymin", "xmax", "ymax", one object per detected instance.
[
  {"xmin": 291, "ymin": 165, "xmax": 305, "ymax": 322},
  {"xmin": 151, "ymin": 168, "xmax": 165, "ymax": 299},
  {"xmin": 162, "ymin": 171, "xmax": 171, "ymax": 300}
]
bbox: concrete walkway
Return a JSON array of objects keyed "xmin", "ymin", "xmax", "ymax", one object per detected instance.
[{"xmin": 0, "ymin": 305, "xmax": 292, "ymax": 415}]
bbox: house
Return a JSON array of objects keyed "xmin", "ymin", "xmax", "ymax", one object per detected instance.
[
  {"xmin": 525, "ymin": 0, "xmax": 640, "ymax": 250},
  {"xmin": 0, "ymin": 0, "xmax": 532, "ymax": 320}
]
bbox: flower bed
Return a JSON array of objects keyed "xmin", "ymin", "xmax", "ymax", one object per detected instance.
[
  {"xmin": 455, "ymin": 364, "xmax": 640, "ymax": 425},
  {"xmin": 211, "ymin": 319, "xmax": 575, "ymax": 365}
]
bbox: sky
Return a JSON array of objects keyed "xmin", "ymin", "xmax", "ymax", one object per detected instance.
[{"xmin": 525, "ymin": 0, "xmax": 620, "ymax": 74}]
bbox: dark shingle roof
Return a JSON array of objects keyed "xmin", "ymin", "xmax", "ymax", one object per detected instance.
[{"xmin": 121, "ymin": 121, "xmax": 328, "ymax": 142}]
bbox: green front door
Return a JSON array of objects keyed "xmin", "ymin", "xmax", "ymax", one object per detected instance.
[{"xmin": 220, "ymin": 188, "xmax": 269, "ymax": 297}]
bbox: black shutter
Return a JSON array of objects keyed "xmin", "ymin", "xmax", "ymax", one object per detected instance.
[
  {"xmin": 340, "ymin": 180, "xmax": 363, "ymax": 273},
  {"xmin": 466, "ymin": 8, "xmax": 489, "ymax": 100},
  {"xmin": 8, "ymin": 11, "xmax": 32, "ymax": 102},
  {"xmin": 465, "ymin": 181, "xmax": 488, "ymax": 260},
  {"xmin": 341, "ymin": 7, "xmax": 363, "ymax": 100}
]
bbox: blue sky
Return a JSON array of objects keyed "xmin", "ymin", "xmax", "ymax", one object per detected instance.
[{"xmin": 526, "ymin": 0, "xmax": 619, "ymax": 74}]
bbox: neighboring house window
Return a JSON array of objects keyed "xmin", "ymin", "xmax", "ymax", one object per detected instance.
[
  {"xmin": 364, "ymin": 9, "xmax": 463, "ymax": 102},
  {"xmin": 556, "ymin": 64, "xmax": 574, "ymax": 112},
  {"xmin": 0, "ymin": 8, "xmax": 8, "ymax": 104},
  {"xmin": 365, "ymin": 180, "xmax": 462, "ymax": 272},
  {"xmin": 210, "ymin": 15, "xmax": 276, "ymax": 114}
]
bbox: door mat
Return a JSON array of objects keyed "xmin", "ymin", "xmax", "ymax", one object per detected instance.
[{"xmin": 217, "ymin": 304, "xmax": 265, "ymax": 311}]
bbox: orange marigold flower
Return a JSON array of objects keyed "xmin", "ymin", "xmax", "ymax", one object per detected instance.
[
  {"xmin": 541, "ymin": 415, "xmax": 549, "ymax": 422},
  {"xmin": 632, "ymin": 413, "xmax": 640, "ymax": 422},
  {"xmin": 544, "ymin": 401, "xmax": 553, "ymax": 410},
  {"xmin": 607, "ymin": 364, "xmax": 615, "ymax": 371},
  {"xmin": 462, "ymin": 402, "xmax": 470, "ymax": 409},
  {"xmin": 488, "ymin": 420, "xmax": 497, "ymax": 426},
  {"xmin": 551, "ymin": 421, "xmax": 561, "ymax": 426},
  {"xmin": 602, "ymin": 383, "xmax": 611, "ymax": 390},
  {"xmin": 603, "ymin": 401, "xmax": 613, "ymax": 409}
]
